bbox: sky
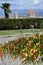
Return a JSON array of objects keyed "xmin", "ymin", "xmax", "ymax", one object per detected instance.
[
  {"xmin": 0, "ymin": 0, "xmax": 43, "ymax": 17},
  {"xmin": 0, "ymin": 0, "xmax": 43, "ymax": 10}
]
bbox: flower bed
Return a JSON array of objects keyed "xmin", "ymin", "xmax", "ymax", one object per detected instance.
[{"xmin": 0, "ymin": 33, "xmax": 43, "ymax": 65}]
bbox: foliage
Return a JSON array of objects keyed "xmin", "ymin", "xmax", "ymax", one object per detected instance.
[
  {"xmin": 0, "ymin": 33, "xmax": 43, "ymax": 62},
  {"xmin": 0, "ymin": 18, "xmax": 43, "ymax": 30},
  {"xmin": 0, "ymin": 3, "xmax": 11, "ymax": 18}
]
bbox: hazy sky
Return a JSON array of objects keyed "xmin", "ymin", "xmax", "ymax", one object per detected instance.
[{"xmin": 0, "ymin": 0, "xmax": 43, "ymax": 10}]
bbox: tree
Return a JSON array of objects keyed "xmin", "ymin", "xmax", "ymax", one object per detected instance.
[{"xmin": 0, "ymin": 3, "xmax": 11, "ymax": 18}]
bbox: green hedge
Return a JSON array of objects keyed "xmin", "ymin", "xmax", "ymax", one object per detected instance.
[{"xmin": 0, "ymin": 18, "xmax": 43, "ymax": 30}]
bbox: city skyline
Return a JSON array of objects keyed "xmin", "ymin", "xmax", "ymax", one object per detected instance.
[{"xmin": 0, "ymin": 0, "xmax": 43, "ymax": 17}]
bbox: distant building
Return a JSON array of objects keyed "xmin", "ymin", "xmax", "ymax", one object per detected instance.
[
  {"xmin": 18, "ymin": 16, "xmax": 26, "ymax": 19},
  {"xmin": 14, "ymin": 10, "xmax": 18, "ymax": 19},
  {"xmin": 9, "ymin": 9, "xmax": 43, "ymax": 19},
  {"xmin": 27, "ymin": 9, "xmax": 35, "ymax": 18}
]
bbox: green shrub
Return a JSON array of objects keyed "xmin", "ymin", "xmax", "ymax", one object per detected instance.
[{"xmin": 0, "ymin": 18, "xmax": 43, "ymax": 30}]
